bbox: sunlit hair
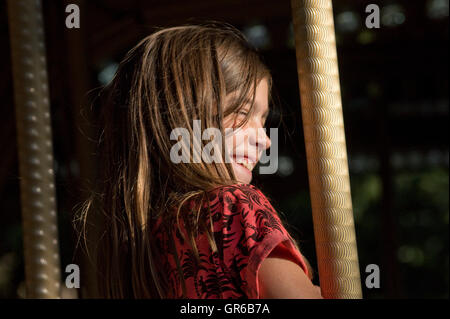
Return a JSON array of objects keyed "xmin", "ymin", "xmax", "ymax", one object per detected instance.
[{"xmin": 75, "ymin": 22, "xmax": 311, "ymax": 299}]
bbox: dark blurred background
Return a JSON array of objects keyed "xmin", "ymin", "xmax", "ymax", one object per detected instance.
[{"xmin": 0, "ymin": 0, "xmax": 448, "ymax": 299}]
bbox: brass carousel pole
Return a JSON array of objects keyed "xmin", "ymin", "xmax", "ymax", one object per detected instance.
[
  {"xmin": 7, "ymin": 0, "xmax": 62, "ymax": 298},
  {"xmin": 290, "ymin": 0, "xmax": 363, "ymax": 298}
]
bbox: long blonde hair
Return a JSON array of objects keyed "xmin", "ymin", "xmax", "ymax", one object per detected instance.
[{"xmin": 76, "ymin": 22, "xmax": 313, "ymax": 299}]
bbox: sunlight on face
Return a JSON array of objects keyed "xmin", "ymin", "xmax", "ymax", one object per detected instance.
[{"xmin": 223, "ymin": 78, "xmax": 271, "ymax": 184}]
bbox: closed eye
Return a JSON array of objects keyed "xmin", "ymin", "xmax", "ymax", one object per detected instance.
[{"xmin": 234, "ymin": 108, "xmax": 250, "ymax": 116}]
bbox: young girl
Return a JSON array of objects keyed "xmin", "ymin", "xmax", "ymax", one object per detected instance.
[{"xmin": 77, "ymin": 23, "xmax": 322, "ymax": 299}]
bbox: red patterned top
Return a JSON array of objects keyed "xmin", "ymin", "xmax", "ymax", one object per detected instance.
[{"xmin": 152, "ymin": 184, "xmax": 310, "ymax": 299}]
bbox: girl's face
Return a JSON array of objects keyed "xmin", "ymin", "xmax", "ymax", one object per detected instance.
[{"xmin": 223, "ymin": 78, "xmax": 271, "ymax": 184}]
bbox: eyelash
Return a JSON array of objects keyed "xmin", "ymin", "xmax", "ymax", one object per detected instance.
[
  {"xmin": 233, "ymin": 110, "xmax": 269, "ymax": 126},
  {"xmin": 233, "ymin": 107, "xmax": 250, "ymax": 117}
]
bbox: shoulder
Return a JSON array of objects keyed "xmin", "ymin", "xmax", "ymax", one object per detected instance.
[
  {"xmin": 207, "ymin": 183, "xmax": 265, "ymax": 196},
  {"xmin": 206, "ymin": 183, "xmax": 275, "ymax": 213},
  {"xmin": 206, "ymin": 184, "xmax": 312, "ymax": 298},
  {"xmin": 205, "ymin": 183, "xmax": 288, "ymax": 246}
]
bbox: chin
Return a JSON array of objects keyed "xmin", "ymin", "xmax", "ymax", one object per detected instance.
[
  {"xmin": 231, "ymin": 161, "xmax": 253, "ymax": 184},
  {"xmin": 236, "ymin": 175, "xmax": 252, "ymax": 184}
]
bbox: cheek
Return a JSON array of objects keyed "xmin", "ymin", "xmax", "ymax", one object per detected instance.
[
  {"xmin": 224, "ymin": 131, "xmax": 248, "ymax": 153},
  {"xmin": 222, "ymin": 115, "xmax": 237, "ymax": 128},
  {"xmin": 224, "ymin": 134, "xmax": 236, "ymax": 153}
]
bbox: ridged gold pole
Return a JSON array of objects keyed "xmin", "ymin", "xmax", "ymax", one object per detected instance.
[
  {"xmin": 290, "ymin": 0, "xmax": 363, "ymax": 298},
  {"xmin": 7, "ymin": 0, "xmax": 62, "ymax": 298}
]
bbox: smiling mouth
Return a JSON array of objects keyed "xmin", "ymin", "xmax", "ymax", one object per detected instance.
[{"xmin": 234, "ymin": 156, "xmax": 256, "ymax": 171}]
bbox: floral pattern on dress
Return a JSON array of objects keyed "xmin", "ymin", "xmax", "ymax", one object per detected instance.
[{"xmin": 152, "ymin": 184, "xmax": 309, "ymax": 299}]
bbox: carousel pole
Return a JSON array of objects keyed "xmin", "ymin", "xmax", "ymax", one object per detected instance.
[
  {"xmin": 7, "ymin": 0, "xmax": 62, "ymax": 298},
  {"xmin": 290, "ymin": 0, "xmax": 363, "ymax": 298}
]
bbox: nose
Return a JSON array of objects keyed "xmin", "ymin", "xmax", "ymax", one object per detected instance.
[
  {"xmin": 248, "ymin": 127, "xmax": 271, "ymax": 151},
  {"xmin": 260, "ymin": 130, "xmax": 271, "ymax": 150}
]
